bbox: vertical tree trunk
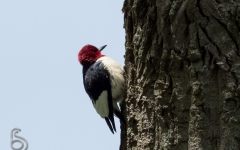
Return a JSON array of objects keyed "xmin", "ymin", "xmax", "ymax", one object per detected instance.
[{"xmin": 120, "ymin": 0, "xmax": 240, "ymax": 150}]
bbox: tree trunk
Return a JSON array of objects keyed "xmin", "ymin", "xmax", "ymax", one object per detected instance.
[{"xmin": 120, "ymin": 0, "xmax": 240, "ymax": 150}]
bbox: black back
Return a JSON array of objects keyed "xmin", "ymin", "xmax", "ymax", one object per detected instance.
[
  {"xmin": 83, "ymin": 61, "xmax": 111, "ymax": 101},
  {"xmin": 82, "ymin": 60, "xmax": 116, "ymax": 133}
]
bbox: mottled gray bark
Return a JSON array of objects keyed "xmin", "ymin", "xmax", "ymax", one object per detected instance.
[{"xmin": 120, "ymin": 0, "xmax": 240, "ymax": 150}]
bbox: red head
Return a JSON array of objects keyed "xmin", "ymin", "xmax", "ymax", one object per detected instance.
[{"xmin": 78, "ymin": 44, "xmax": 106, "ymax": 65}]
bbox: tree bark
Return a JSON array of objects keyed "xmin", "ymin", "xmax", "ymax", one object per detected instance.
[{"xmin": 120, "ymin": 0, "xmax": 240, "ymax": 150}]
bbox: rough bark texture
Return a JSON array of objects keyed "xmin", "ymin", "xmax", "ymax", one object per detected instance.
[{"xmin": 120, "ymin": 0, "xmax": 240, "ymax": 150}]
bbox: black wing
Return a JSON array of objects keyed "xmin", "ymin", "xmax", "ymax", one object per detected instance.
[{"xmin": 83, "ymin": 61, "xmax": 116, "ymax": 133}]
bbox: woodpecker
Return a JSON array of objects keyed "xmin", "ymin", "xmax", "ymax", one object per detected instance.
[{"xmin": 78, "ymin": 44, "xmax": 126, "ymax": 134}]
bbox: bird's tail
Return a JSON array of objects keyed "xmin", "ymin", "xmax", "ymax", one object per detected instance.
[
  {"xmin": 105, "ymin": 115, "xmax": 116, "ymax": 134},
  {"xmin": 106, "ymin": 88, "xmax": 116, "ymax": 134}
]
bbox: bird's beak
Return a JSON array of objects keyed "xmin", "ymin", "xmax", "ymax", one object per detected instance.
[{"xmin": 99, "ymin": 45, "xmax": 107, "ymax": 51}]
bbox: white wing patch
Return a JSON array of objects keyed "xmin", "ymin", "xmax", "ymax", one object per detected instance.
[{"xmin": 93, "ymin": 90, "xmax": 109, "ymax": 118}]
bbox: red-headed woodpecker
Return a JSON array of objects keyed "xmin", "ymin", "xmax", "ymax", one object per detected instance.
[{"xmin": 78, "ymin": 44, "xmax": 126, "ymax": 134}]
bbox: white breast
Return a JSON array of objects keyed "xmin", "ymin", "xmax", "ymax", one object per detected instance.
[{"xmin": 97, "ymin": 56, "xmax": 125, "ymax": 103}]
